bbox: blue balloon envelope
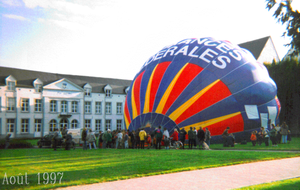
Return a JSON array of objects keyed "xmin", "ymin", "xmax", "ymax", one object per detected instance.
[{"xmin": 124, "ymin": 37, "xmax": 281, "ymax": 140}]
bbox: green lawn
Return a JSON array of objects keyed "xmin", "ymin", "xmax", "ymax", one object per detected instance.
[
  {"xmin": 0, "ymin": 147, "xmax": 300, "ymax": 190},
  {"xmin": 235, "ymin": 177, "xmax": 300, "ymax": 190}
]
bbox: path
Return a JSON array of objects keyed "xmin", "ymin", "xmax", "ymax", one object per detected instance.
[{"xmin": 58, "ymin": 157, "xmax": 300, "ymax": 190}]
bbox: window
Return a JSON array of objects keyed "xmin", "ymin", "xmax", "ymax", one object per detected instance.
[
  {"xmin": 7, "ymin": 119, "xmax": 15, "ymax": 132},
  {"xmin": 49, "ymin": 119, "xmax": 57, "ymax": 132},
  {"xmin": 95, "ymin": 119, "xmax": 102, "ymax": 131},
  {"xmin": 50, "ymin": 100, "xmax": 57, "ymax": 112},
  {"xmin": 35, "ymin": 84, "xmax": 42, "ymax": 93},
  {"xmin": 85, "ymin": 119, "xmax": 91, "ymax": 129},
  {"xmin": 21, "ymin": 119, "xmax": 29, "ymax": 133},
  {"xmin": 35, "ymin": 119, "xmax": 42, "ymax": 132},
  {"xmin": 105, "ymin": 89, "xmax": 111, "ymax": 97},
  {"xmin": 95, "ymin": 102, "xmax": 102, "ymax": 114},
  {"xmin": 62, "ymin": 83, "xmax": 67, "ymax": 89},
  {"xmin": 60, "ymin": 119, "xmax": 68, "ymax": 131},
  {"xmin": 85, "ymin": 88, "xmax": 91, "ymax": 96},
  {"xmin": 35, "ymin": 99, "xmax": 42, "ymax": 112},
  {"xmin": 116, "ymin": 119, "xmax": 122, "ymax": 130},
  {"xmin": 61, "ymin": 100, "xmax": 68, "ymax": 113},
  {"xmin": 7, "ymin": 98, "xmax": 16, "ymax": 111},
  {"xmin": 71, "ymin": 101, "xmax": 78, "ymax": 113},
  {"xmin": 7, "ymin": 81, "xmax": 15, "ymax": 91},
  {"xmin": 116, "ymin": 102, "xmax": 122, "ymax": 114},
  {"xmin": 85, "ymin": 101, "xmax": 91, "ymax": 113},
  {"xmin": 71, "ymin": 120, "xmax": 78, "ymax": 129},
  {"xmin": 105, "ymin": 119, "xmax": 111, "ymax": 131},
  {"xmin": 105, "ymin": 102, "xmax": 112, "ymax": 114},
  {"xmin": 21, "ymin": 98, "xmax": 30, "ymax": 112}
]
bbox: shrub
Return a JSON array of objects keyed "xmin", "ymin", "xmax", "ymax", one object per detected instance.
[{"xmin": 0, "ymin": 139, "xmax": 33, "ymax": 149}]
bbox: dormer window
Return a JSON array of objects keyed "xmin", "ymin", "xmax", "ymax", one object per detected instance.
[
  {"xmin": 83, "ymin": 83, "xmax": 92, "ymax": 97},
  {"xmin": 7, "ymin": 81, "xmax": 16, "ymax": 91},
  {"xmin": 35, "ymin": 84, "xmax": 42, "ymax": 93},
  {"xmin": 62, "ymin": 83, "xmax": 67, "ymax": 89},
  {"xmin": 85, "ymin": 88, "xmax": 91, "ymax": 96},
  {"xmin": 33, "ymin": 78, "xmax": 43, "ymax": 93},
  {"xmin": 105, "ymin": 89, "xmax": 111, "ymax": 97}
]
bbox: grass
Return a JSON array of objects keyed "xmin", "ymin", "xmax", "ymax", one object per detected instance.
[
  {"xmin": 0, "ymin": 137, "xmax": 299, "ymax": 190},
  {"xmin": 0, "ymin": 148, "xmax": 300, "ymax": 190},
  {"xmin": 235, "ymin": 177, "xmax": 300, "ymax": 190}
]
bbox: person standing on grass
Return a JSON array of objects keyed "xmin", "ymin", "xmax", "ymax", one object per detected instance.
[
  {"xmin": 261, "ymin": 127, "xmax": 269, "ymax": 146},
  {"xmin": 204, "ymin": 128, "xmax": 211, "ymax": 147},
  {"xmin": 155, "ymin": 126, "xmax": 163, "ymax": 149},
  {"xmin": 250, "ymin": 131, "xmax": 257, "ymax": 146},
  {"xmin": 116, "ymin": 130, "xmax": 123, "ymax": 149},
  {"xmin": 130, "ymin": 130, "xmax": 136, "ymax": 149},
  {"xmin": 179, "ymin": 128, "xmax": 187, "ymax": 149},
  {"xmin": 98, "ymin": 131, "xmax": 103, "ymax": 148},
  {"xmin": 124, "ymin": 131, "xmax": 129, "ymax": 149},
  {"xmin": 5, "ymin": 133, "xmax": 11, "ymax": 149},
  {"xmin": 87, "ymin": 129, "xmax": 97, "ymax": 149},
  {"xmin": 222, "ymin": 127, "xmax": 230, "ymax": 147},
  {"xmin": 139, "ymin": 129, "xmax": 147, "ymax": 149},
  {"xmin": 105, "ymin": 129, "xmax": 112, "ymax": 148},
  {"xmin": 269, "ymin": 124, "xmax": 278, "ymax": 146},
  {"xmin": 280, "ymin": 122, "xmax": 289, "ymax": 144},
  {"xmin": 188, "ymin": 127, "xmax": 195, "ymax": 149},
  {"xmin": 81, "ymin": 127, "xmax": 88, "ymax": 150},
  {"xmin": 163, "ymin": 128, "xmax": 170, "ymax": 149},
  {"xmin": 197, "ymin": 127, "xmax": 205, "ymax": 149},
  {"xmin": 275, "ymin": 124, "xmax": 281, "ymax": 144},
  {"xmin": 53, "ymin": 128, "xmax": 59, "ymax": 151}
]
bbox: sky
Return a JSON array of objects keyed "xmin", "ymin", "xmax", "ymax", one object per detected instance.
[{"xmin": 0, "ymin": 0, "xmax": 299, "ymax": 80}]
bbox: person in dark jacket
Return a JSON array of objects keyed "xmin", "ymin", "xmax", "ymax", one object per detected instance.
[
  {"xmin": 179, "ymin": 128, "xmax": 187, "ymax": 149},
  {"xmin": 5, "ymin": 134, "xmax": 11, "ymax": 149},
  {"xmin": 130, "ymin": 130, "xmax": 136, "ymax": 149},
  {"xmin": 65, "ymin": 132, "xmax": 73, "ymax": 150},
  {"xmin": 188, "ymin": 127, "xmax": 195, "ymax": 149},
  {"xmin": 155, "ymin": 126, "xmax": 163, "ymax": 149},
  {"xmin": 197, "ymin": 127, "xmax": 205, "ymax": 149},
  {"xmin": 81, "ymin": 127, "xmax": 88, "ymax": 150}
]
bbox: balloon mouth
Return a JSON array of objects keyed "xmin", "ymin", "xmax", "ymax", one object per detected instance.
[{"xmin": 128, "ymin": 113, "xmax": 178, "ymax": 133}]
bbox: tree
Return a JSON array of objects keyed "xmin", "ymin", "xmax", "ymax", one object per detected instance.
[{"xmin": 266, "ymin": 0, "xmax": 300, "ymax": 56}]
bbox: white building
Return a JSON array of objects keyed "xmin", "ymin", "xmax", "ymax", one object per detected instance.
[
  {"xmin": 0, "ymin": 67, "xmax": 131, "ymax": 138},
  {"xmin": 238, "ymin": 36, "xmax": 280, "ymax": 63}
]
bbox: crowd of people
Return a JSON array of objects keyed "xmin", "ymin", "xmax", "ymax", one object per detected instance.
[
  {"xmin": 79, "ymin": 125, "xmax": 212, "ymax": 150},
  {"xmin": 249, "ymin": 122, "xmax": 291, "ymax": 147}
]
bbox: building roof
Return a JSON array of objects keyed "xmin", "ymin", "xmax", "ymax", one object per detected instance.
[
  {"xmin": 0, "ymin": 66, "xmax": 132, "ymax": 94},
  {"xmin": 238, "ymin": 36, "xmax": 270, "ymax": 60}
]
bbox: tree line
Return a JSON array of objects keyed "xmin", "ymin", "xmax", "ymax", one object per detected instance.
[{"xmin": 265, "ymin": 58, "xmax": 300, "ymax": 135}]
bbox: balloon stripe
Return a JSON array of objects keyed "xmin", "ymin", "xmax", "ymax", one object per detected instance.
[
  {"xmin": 149, "ymin": 61, "xmax": 171, "ymax": 112},
  {"xmin": 162, "ymin": 63, "xmax": 203, "ymax": 114},
  {"xmin": 169, "ymin": 79, "xmax": 220, "ymax": 121},
  {"xmin": 155, "ymin": 62, "xmax": 189, "ymax": 113},
  {"xmin": 134, "ymin": 71, "xmax": 144, "ymax": 116},
  {"xmin": 124, "ymin": 100, "xmax": 131, "ymax": 128},
  {"xmin": 143, "ymin": 64, "xmax": 159, "ymax": 113},
  {"xmin": 175, "ymin": 80, "xmax": 232, "ymax": 124},
  {"xmin": 181, "ymin": 112, "xmax": 244, "ymax": 135}
]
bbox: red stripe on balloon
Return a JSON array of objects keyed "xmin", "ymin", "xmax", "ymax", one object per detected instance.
[
  {"xmin": 175, "ymin": 80, "xmax": 232, "ymax": 124},
  {"xmin": 124, "ymin": 98, "xmax": 131, "ymax": 125},
  {"xmin": 207, "ymin": 114, "xmax": 244, "ymax": 136},
  {"xmin": 149, "ymin": 61, "xmax": 171, "ymax": 112},
  {"xmin": 133, "ymin": 71, "xmax": 145, "ymax": 116},
  {"xmin": 162, "ymin": 63, "xmax": 203, "ymax": 114}
]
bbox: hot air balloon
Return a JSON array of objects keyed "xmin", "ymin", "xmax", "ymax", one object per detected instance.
[{"xmin": 124, "ymin": 37, "xmax": 281, "ymax": 143}]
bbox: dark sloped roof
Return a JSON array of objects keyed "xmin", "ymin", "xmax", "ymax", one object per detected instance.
[
  {"xmin": 0, "ymin": 66, "xmax": 132, "ymax": 94},
  {"xmin": 238, "ymin": 36, "xmax": 270, "ymax": 59}
]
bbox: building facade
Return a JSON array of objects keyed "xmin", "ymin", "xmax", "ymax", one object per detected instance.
[{"xmin": 0, "ymin": 67, "xmax": 131, "ymax": 138}]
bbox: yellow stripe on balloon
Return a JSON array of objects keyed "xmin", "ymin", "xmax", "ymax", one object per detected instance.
[
  {"xmin": 131, "ymin": 81, "xmax": 138, "ymax": 119},
  {"xmin": 155, "ymin": 63, "xmax": 189, "ymax": 113},
  {"xmin": 169, "ymin": 79, "xmax": 220, "ymax": 121},
  {"xmin": 181, "ymin": 112, "xmax": 241, "ymax": 131},
  {"xmin": 143, "ymin": 64, "xmax": 158, "ymax": 113},
  {"xmin": 124, "ymin": 114, "xmax": 130, "ymax": 129}
]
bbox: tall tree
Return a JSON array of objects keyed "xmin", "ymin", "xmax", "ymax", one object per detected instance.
[{"xmin": 266, "ymin": 0, "xmax": 300, "ymax": 56}]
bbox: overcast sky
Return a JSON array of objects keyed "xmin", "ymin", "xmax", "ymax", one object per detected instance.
[{"xmin": 1, "ymin": 0, "xmax": 299, "ymax": 80}]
